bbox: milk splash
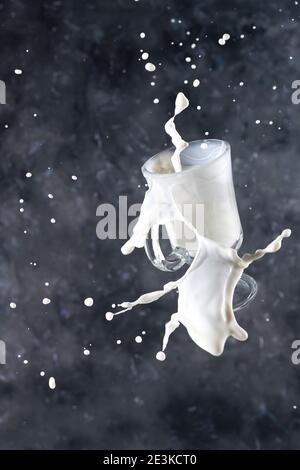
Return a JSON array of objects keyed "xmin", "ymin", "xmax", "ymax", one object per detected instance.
[
  {"xmin": 164, "ymin": 92, "xmax": 189, "ymax": 172},
  {"xmin": 106, "ymin": 92, "xmax": 291, "ymax": 361}
]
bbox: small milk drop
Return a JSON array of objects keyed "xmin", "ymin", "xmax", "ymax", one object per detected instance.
[
  {"xmin": 156, "ymin": 351, "xmax": 166, "ymax": 361},
  {"xmin": 9, "ymin": 302, "xmax": 16, "ymax": 309},
  {"xmin": 223, "ymin": 33, "xmax": 230, "ymax": 40},
  {"xmin": 50, "ymin": 218, "xmax": 56, "ymax": 224},
  {"xmin": 26, "ymin": 172, "xmax": 32, "ymax": 178},
  {"xmin": 193, "ymin": 79, "xmax": 200, "ymax": 88},
  {"xmin": 71, "ymin": 175, "xmax": 77, "ymax": 181},
  {"xmin": 145, "ymin": 62, "xmax": 156, "ymax": 72},
  {"xmin": 40, "ymin": 371, "xmax": 45, "ymax": 377},
  {"xmin": 135, "ymin": 335, "xmax": 143, "ymax": 343},
  {"xmin": 140, "ymin": 32, "xmax": 145, "ymax": 38},
  {"xmin": 153, "ymin": 98, "xmax": 159, "ymax": 104},
  {"xmin": 185, "ymin": 56, "xmax": 191, "ymax": 62},
  {"xmin": 42, "ymin": 298, "xmax": 51, "ymax": 305},
  {"xmin": 84, "ymin": 297, "xmax": 94, "ymax": 307},
  {"xmin": 14, "ymin": 69, "xmax": 23, "ymax": 75},
  {"xmin": 116, "ymin": 339, "xmax": 122, "ymax": 345},
  {"xmin": 141, "ymin": 52, "xmax": 149, "ymax": 60},
  {"xmin": 106, "ymin": 311, "xmax": 114, "ymax": 321},
  {"xmin": 83, "ymin": 349, "xmax": 90, "ymax": 356},
  {"xmin": 49, "ymin": 377, "xmax": 56, "ymax": 389},
  {"xmin": 48, "ymin": 193, "xmax": 54, "ymax": 199},
  {"xmin": 218, "ymin": 38, "xmax": 225, "ymax": 45}
]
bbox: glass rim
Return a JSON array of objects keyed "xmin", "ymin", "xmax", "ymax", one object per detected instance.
[{"xmin": 142, "ymin": 139, "xmax": 230, "ymax": 178}]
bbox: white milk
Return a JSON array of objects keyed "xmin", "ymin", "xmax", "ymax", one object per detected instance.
[
  {"xmin": 142, "ymin": 139, "xmax": 242, "ymax": 255},
  {"xmin": 108, "ymin": 92, "xmax": 291, "ymax": 360}
]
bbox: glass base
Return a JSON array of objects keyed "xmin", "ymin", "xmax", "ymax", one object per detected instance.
[
  {"xmin": 233, "ymin": 273, "xmax": 257, "ymax": 311},
  {"xmin": 145, "ymin": 243, "xmax": 257, "ymax": 311}
]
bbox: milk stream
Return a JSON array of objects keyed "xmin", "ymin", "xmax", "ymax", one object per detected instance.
[
  {"xmin": 164, "ymin": 92, "xmax": 189, "ymax": 172},
  {"xmin": 107, "ymin": 92, "xmax": 292, "ymax": 361}
]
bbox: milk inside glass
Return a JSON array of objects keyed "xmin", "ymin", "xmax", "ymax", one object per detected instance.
[{"xmin": 142, "ymin": 139, "xmax": 242, "ymax": 256}]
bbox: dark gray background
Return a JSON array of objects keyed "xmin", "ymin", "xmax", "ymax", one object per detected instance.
[{"xmin": 0, "ymin": 0, "xmax": 299, "ymax": 450}]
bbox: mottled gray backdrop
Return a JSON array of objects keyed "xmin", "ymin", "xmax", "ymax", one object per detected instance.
[{"xmin": 0, "ymin": 0, "xmax": 299, "ymax": 450}]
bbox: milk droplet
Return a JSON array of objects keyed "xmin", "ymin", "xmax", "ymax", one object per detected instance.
[
  {"xmin": 142, "ymin": 330, "xmax": 146, "ymax": 335},
  {"xmin": 42, "ymin": 298, "xmax": 51, "ymax": 305},
  {"xmin": 48, "ymin": 193, "xmax": 54, "ymax": 199},
  {"xmin": 26, "ymin": 172, "xmax": 32, "ymax": 178},
  {"xmin": 71, "ymin": 175, "xmax": 77, "ymax": 181},
  {"xmin": 141, "ymin": 52, "xmax": 149, "ymax": 60},
  {"xmin": 239, "ymin": 81, "xmax": 244, "ymax": 86},
  {"xmin": 145, "ymin": 62, "xmax": 156, "ymax": 72},
  {"xmin": 156, "ymin": 351, "xmax": 166, "ymax": 361},
  {"xmin": 14, "ymin": 68, "xmax": 23, "ymax": 75},
  {"xmin": 116, "ymin": 339, "xmax": 122, "ymax": 345},
  {"xmin": 84, "ymin": 297, "xmax": 94, "ymax": 307},
  {"xmin": 223, "ymin": 33, "xmax": 230, "ymax": 40},
  {"xmin": 193, "ymin": 79, "xmax": 200, "ymax": 88},
  {"xmin": 153, "ymin": 98, "xmax": 159, "ymax": 104},
  {"xmin": 111, "ymin": 303, "xmax": 116, "ymax": 308},
  {"xmin": 50, "ymin": 218, "xmax": 56, "ymax": 224},
  {"xmin": 10, "ymin": 302, "xmax": 16, "ymax": 309},
  {"xmin": 255, "ymin": 119, "xmax": 261, "ymax": 124},
  {"xmin": 218, "ymin": 38, "xmax": 226, "ymax": 45},
  {"xmin": 185, "ymin": 56, "xmax": 191, "ymax": 62},
  {"xmin": 135, "ymin": 335, "xmax": 143, "ymax": 343},
  {"xmin": 19, "ymin": 198, "xmax": 24, "ymax": 203},
  {"xmin": 49, "ymin": 377, "xmax": 56, "ymax": 389},
  {"xmin": 40, "ymin": 371, "xmax": 45, "ymax": 376},
  {"xmin": 83, "ymin": 349, "xmax": 90, "ymax": 356},
  {"xmin": 200, "ymin": 142, "xmax": 208, "ymax": 149},
  {"xmin": 23, "ymin": 360, "xmax": 28, "ymax": 365},
  {"xmin": 106, "ymin": 311, "xmax": 114, "ymax": 321},
  {"xmin": 140, "ymin": 32, "xmax": 145, "ymax": 38},
  {"xmin": 20, "ymin": 207, "xmax": 24, "ymax": 213}
]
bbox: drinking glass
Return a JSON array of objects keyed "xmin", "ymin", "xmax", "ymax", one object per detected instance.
[{"xmin": 143, "ymin": 139, "xmax": 257, "ymax": 311}]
